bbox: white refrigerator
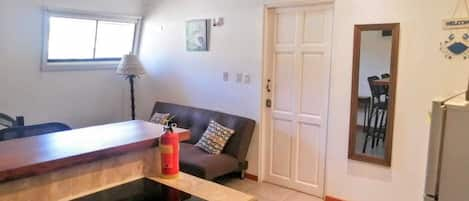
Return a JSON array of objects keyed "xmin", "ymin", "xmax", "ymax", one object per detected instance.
[{"xmin": 425, "ymin": 92, "xmax": 469, "ymax": 201}]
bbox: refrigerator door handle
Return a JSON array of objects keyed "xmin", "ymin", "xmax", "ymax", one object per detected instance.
[{"xmin": 424, "ymin": 101, "xmax": 447, "ymax": 197}]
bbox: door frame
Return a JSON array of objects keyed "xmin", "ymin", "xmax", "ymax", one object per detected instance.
[{"xmin": 258, "ymin": 0, "xmax": 335, "ymax": 197}]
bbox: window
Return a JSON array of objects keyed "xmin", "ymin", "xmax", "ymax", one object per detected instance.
[{"xmin": 42, "ymin": 10, "xmax": 142, "ymax": 71}]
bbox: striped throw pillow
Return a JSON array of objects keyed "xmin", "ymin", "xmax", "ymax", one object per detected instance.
[{"xmin": 195, "ymin": 120, "xmax": 235, "ymax": 155}]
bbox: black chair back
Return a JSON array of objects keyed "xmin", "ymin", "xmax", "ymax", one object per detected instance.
[
  {"xmin": 0, "ymin": 123, "xmax": 71, "ymax": 141},
  {"xmin": 0, "ymin": 114, "xmax": 25, "ymax": 129},
  {"xmin": 0, "ymin": 113, "xmax": 15, "ymax": 128},
  {"xmin": 367, "ymin": 76, "xmax": 384, "ymax": 96},
  {"xmin": 381, "ymin": 74, "xmax": 390, "ymax": 96},
  {"xmin": 368, "ymin": 76, "xmax": 388, "ymax": 103}
]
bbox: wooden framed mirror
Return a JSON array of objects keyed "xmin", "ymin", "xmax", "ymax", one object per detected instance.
[{"xmin": 348, "ymin": 23, "xmax": 400, "ymax": 166}]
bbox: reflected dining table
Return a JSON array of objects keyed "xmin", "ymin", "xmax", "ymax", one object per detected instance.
[{"xmin": 372, "ymin": 78, "xmax": 390, "ymax": 86}]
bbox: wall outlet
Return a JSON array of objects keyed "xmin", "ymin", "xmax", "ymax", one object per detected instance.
[
  {"xmin": 236, "ymin": 73, "xmax": 243, "ymax": 83},
  {"xmin": 244, "ymin": 73, "xmax": 251, "ymax": 84},
  {"xmin": 223, "ymin": 72, "xmax": 229, "ymax": 82}
]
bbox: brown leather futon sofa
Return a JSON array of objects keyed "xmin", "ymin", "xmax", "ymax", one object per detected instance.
[{"xmin": 151, "ymin": 102, "xmax": 256, "ymax": 180}]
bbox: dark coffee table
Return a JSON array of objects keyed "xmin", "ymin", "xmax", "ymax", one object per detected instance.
[{"xmin": 72, "ymin": 178, "xmax": 205, "ymax": 201}]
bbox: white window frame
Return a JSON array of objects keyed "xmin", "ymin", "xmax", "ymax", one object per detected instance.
[{"xmin": 41, "ymin": 8, "xmax": 143, "ymax": 72}]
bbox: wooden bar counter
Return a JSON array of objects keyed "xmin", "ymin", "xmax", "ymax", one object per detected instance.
[{"xmin": 0, "ymin": 121, "xmax": 256, "ymax": 201}]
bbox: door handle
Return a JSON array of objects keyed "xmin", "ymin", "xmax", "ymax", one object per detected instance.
[{"xmin": 266, "ymin": 79, "xmax": 272, "ymax": 93}]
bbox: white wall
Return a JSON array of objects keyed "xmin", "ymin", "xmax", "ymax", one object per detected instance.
[
  {"xmin": 327, "ymin": 0, "xmax": 469, "ymax": 200},
  {"xmin": 138, "ymin": 0, "xmax": 264, "ymax": 175},
  {"xmin": 0, "ymin": 0, "xmax": 143, "ymax": 128},
  {"xmin": 2, "ymin": 0, "xmax": 463, "ymax": 200},
  {"xmin": 358, "ymin": 31, "xmax": 392, "ymax": 97},
  {"xmin": 141, "ymin": 0, "xmax": 469, "ymax": 200}
]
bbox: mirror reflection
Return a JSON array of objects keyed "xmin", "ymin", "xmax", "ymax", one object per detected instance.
[
  {"xmin": 349, "ymin": 23, "xmax": 399, "ymax": 166},
  {"xmin": 355, "ymin": 30, "xmax": 392, "ymax": 159}
]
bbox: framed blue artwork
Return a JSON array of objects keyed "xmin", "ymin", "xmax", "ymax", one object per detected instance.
[{"xmin": 186, "ymin": 19, "xmax": 209, "ymax": 51}]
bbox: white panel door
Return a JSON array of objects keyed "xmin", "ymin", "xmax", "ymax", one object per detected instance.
[{"xmin": 264, "ymin": 4, "xmax": 333, "ymax": 197}]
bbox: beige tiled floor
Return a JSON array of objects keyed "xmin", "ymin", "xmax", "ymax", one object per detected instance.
[{"xmin": 220, "ymin": 178, "xmax": 323, "ymax": 201}]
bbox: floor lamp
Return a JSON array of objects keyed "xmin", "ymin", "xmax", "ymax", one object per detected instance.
[{"xmin": 117, "ymin": 54, "xmax": 145, "ymax": 120}]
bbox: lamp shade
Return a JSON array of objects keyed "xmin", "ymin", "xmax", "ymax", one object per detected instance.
[{"xmin": 116, "ymin": 54, "xmax": 145, "ymax": 76}]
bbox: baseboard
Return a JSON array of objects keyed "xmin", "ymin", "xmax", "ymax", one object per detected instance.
[
  {"xmin": 325, "ymin": 195, "xmax": 346, "ymax": 201},
  {"xmin": 245, "ymin": 173, "xmax": 258, "ymax": 181}
]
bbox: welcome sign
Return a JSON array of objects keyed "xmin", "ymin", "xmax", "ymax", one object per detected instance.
[
  {"xmin": 443, "ymin": 17, "xmax": 469, "ymax": 29},
  {"xmin": 440, "ymin": 0, "xmax": 469, "ymax": 59}
]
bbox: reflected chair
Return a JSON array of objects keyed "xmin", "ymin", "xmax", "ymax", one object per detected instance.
[
  {"xmin": 381, "ymin": 73, "xmax": 390, "ymax": 100},
  {"xmin": 0, "ymin": 123, "xmax": 71, "ymax": 141},
  {"xmin": 358, "ymin": 96, "xmax": 371, "ymax": 132},
  {"xmin": 362, "ymin": 76, "xmax": 388, "ymax": 153}
]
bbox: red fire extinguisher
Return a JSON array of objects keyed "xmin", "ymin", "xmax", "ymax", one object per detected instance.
[{"xmin": 160, "ymin": 123, "xmax": 180, "ymax": 179}]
